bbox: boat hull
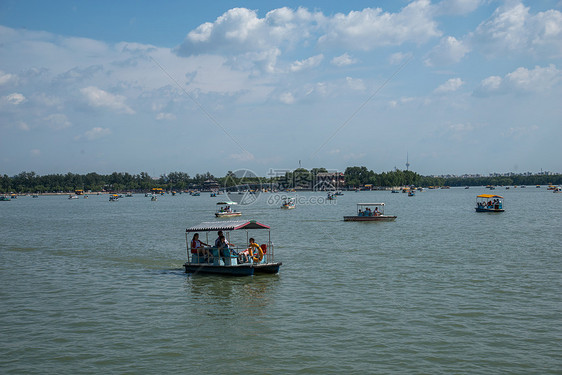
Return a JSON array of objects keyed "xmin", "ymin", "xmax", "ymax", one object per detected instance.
[
  {"xmin": 475, "ymin": 208, "xmax": 504, "ymax": 212},
  {"xmin": 344, "ymin": 215, "xmax": 397, "ymax": 221},
  {"xmin": 253, "ymin": 262, "xmax": 282, "ymax": 274},
  {"xmin": 215, "ymin": 212, "xmax": 242, "ymax": 218},
  {"xmin": 184, "ymin": 263, "xmax": 254, "ymax": 276},
  {"xmin": 183, "ymin": 262, "xmax": 282, "ymax": 276}
]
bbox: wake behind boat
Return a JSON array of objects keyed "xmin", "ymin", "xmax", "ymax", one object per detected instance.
[{"xmin": 344, "ymin": 203, "xmax": 397, "ymax": 221}]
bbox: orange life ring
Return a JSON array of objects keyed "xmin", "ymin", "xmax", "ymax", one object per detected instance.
[{"xmin": 248, "ymin": 243, "xmax": 263, "ymax": 263}]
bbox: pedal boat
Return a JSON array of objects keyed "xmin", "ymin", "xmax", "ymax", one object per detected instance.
[
  {"xmin": 475, "ymin": 194, "xmax": 504, "ymax": 212},
  {"xmin": 344, "ymin": 203, "xmax": 397, "ymax": 221},
  {"xmin": 281, "ymin": 197, "xmax": 296, "ymax": 209},
  {"xmin": 215, "ymin": 201, "xmax": 242, "ymax": 217},
  {"xmin": 184, "ymin": 220, "xmax": 282, "ymax": 276}
]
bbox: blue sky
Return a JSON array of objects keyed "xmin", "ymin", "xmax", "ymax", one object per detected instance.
[{"xmin": 1, "ymin": 0, "xmax": 561, "ymax": 177}]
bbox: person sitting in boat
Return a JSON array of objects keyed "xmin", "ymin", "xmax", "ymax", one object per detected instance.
[
  {"xmin": 215, "ymin": 231, "xmax": 229, "ymax": 247},
  {"xmin": 191, "ymin": 233, "xmax": 211, "ymax": 261},
  {"xmin": 358, "ymin": 209, "xmax": 363, "ymax": 216},
  {"xmin": 365, "ymin": 207, "xmax": 372, "ymax": 216},
  {"xmin": 217, "ymin": 234, "xmax": 237, "ymax": 263},
  {"xmin": 238, "ymin": 237, "xmax": 258, "ymax": 263},
  {"xmin": 374, "ymin": 207, "xmax": 380, "ymax": 216}
]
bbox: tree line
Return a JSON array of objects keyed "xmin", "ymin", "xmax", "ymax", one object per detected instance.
[{"xmin": 1, "ymin": 168, "xmax": 560, "ymax": 193}]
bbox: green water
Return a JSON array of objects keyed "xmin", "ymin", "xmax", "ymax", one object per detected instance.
[{"xmin": 1, "ymin": 188, "xmax": 561, "ymax": 374}]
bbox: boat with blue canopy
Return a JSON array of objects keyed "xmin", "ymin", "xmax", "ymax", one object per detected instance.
[{"xmin": 184, "ymin": 220, "xmax": 282, "ymax": 276}]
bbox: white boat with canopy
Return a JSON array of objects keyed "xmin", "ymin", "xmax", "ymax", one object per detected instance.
[
  {"xmin": 344, "ymin": 203, "xmax": 397, "ymax": 221},
  {"xmin": 215, "ymin": 201, "xmax": 241, "ymax": 217}
]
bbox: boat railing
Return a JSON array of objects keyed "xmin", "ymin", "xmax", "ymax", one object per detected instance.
[{"xmin": 187, "ymin": 243, "xmax": 275, "ymax": 266}]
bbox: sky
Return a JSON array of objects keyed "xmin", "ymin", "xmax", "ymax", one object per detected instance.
[{"xmin": 1, "ymin": 0, "xmax": 561, "ymax": 178}]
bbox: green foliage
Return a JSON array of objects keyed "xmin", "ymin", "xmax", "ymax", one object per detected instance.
[{"xmin": 0, "ymin": 169, "xmax": 560, "ymax": 193}]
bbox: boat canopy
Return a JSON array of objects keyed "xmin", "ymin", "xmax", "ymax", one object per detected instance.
[
  {"xmin": 357, "ymin": 203, "xmax": 385, "ymax": 206},
  {"xmin": 216, "ymin": 201, "xmax": 237, "ymax": 205},
  {"xmin": 186, "ymin": 220, "xmax": 270, "ymax": 232},
  {"xmin": 476, "ymin": 194, "xmax": 503, "ymax": 199}
]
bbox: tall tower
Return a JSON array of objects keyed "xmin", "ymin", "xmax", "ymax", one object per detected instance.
[{"xmin": 405, "ymin": 152, "xmax": 410, "ymax": 171}]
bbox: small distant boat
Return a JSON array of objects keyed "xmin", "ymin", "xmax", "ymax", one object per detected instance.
[
  {"xmin": 553, "ymin": 187, "xmax": 561, "ymax": 193},
  {"xmin": 344, "ymin": 203, "xmax": 397, "ymax": 222},
  {"xmin": 547, "ymin": 185, "xmax": 556, "ymax": 190},
  {"xmin": 32, "ymin": 194, "xmax": 39, "ymax": 198},
  {"xmin": 0, "ymin": 195, "xmax": 11, "ymax": 201},
  {"xmin": 109, "ymin": 194, "xmax": 120, "ymax": 201},
  {"xmin": 215, "ymin": 201, "xmax": 241, "ymax": 218},
  {"xmin": 281, "ymin": 197, "xmax": 295, "ymax": 209},
  {"xmin": 68, "ymin": 194, "xmax": 79, "ymax": 199},
  {"xmin": 210, "ymin": 192, "xmax": 216, "ymax": 197},
  {"xmin": 334, "ymin": 191, "xmax": 344, "ymax": 196},
  {"xmin": 125, "ymin": 192, "xmax": 133, "ymax": 197},
  {"xmin": 192, "ymin": 192, "xmax": 200, "ymax": 196},
  {"xmin": 391, "ymin": 190, "xmax": 400, "ymax": 193},
  {"xmin": 465, "ymin": 186, "xmax": 469, "ymax": 189},
  {"xmin": 408, "ymin": 190, "xmax": 415, "ymax": 196},
  {"xmin": 327, "ymin": 192, "xmax": 336, "ymax": 200},
  {"xmin": 151, "ymin": 195, "xmax": 157, "ymax": 201},
  {"xmin": 184, "ymin": 220, "xmax": 281, "ymax": 276},
  {"xmin": 475, "ymin": 194, "xmax": 504, "ymax": 212}
]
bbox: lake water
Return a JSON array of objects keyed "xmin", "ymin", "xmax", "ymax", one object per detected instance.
[{"xmin": 1, "ymin": 187, "xmax": 561, "ymax": 374}]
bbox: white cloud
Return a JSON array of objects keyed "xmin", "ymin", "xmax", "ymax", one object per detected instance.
[
  {"xmin": 447, "ymin": 122, "xmax": 475, "ymax": 141},
  {"xmin": 507, "ymin": 65, "xmax": 561, "ymax": 91},
  {"xmin": 331, "ymin": 53, "xmax": 356, "ymax": 67},
  {"xmin": 176, "ymin": 7, "xmax": 320, "ymax": 56},
  {"xmin": 290, "ymin": 54, "xmax": 323, "ymax": 72},
  {"xmin": 45, "ymin": 113, "xmax": 71, "ymax": 129},
  {"xmin": 279, "ymin": 92, "xmax": 295, "ymax": 104},
  {"xmin": 156, "ymin": 112, "xmax": 176, "ymax": 121},
  {"xmin": 319, "ymin": 0, "xmax": 441, "ymax": 50},
  {"xmin": 424, "ymin": 36, "xmax": 470, "ymax": 66},
  {"xmin": 475, "ymin": 64, "xmax": 561, "ymax": 96},
  {"xmin": 346, "ymin": 77, "xmax": 366, "ymax": 91},
  {"xmin": 177, "ymin": 2, "xmax": 441, "ymax": 61},
  {"xmin": 5, "ymin": 93, "xmax": 26, "ymax": 105},
  {"xmin": 435, "ymin": 0, "xmax": 482, "ymax": 16},
  {"xmin": 389, "ymin": 52, "xmax": 412, "ymax": 65},
  {"xmin": 471, "ymin": 1, "xmax": 562, "ymax": 58},
  {"xmin": 480, "ymin": 75, "xmax": 502, "ymax": 91},
  {"xmin": 0, "ymin": 71, "xmax": 16, "ymax": 86},
  {"xmin": 83, "ymin": 127, "xmax": 112, "ymax": 140},
  {"xmin": 434, "ymin": 77, "xmax": 464, "ymax": 93},
  {"xmin": 17, "ymin": 121, "xmax": 30, "ymax": 131},
  {"xmin": 501, "ymin": 124, "xmax": 539, "ymax": 139},
  {"xmin": 80, "ymin": 86, "xmax": 135, "ymax": 114}
]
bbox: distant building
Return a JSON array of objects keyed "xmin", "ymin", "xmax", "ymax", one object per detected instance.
[{"xmin": 203, "ymin": 179, "xmax": 220, "ymax": 191}]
